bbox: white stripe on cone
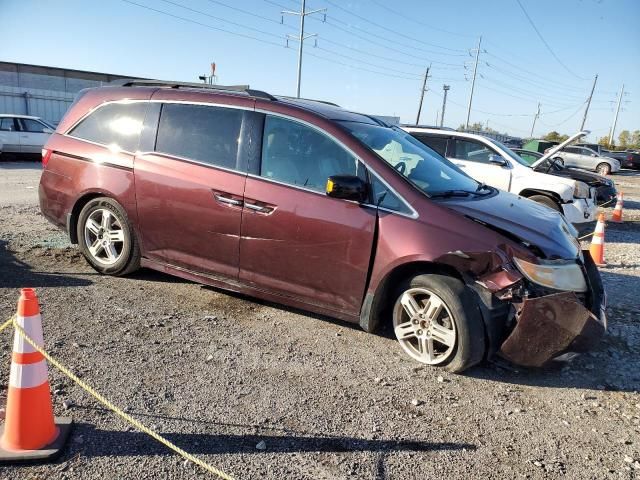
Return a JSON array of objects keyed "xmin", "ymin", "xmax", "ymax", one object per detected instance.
[
  {"xmin": 9, "ymin": 359, "xmax": 48, "ymax": 389},
  {"xmin": 12, "ymin": 314, "xmax": 45, "ymax": 354}
]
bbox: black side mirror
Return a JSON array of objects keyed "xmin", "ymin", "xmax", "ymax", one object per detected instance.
[
  {"xmin": 488, "ymin": 154, "xmax": 507, "ymax": 166},
  {"xmin": 326, "ymin": 175, "xmax": 368, "ymax": 202}
]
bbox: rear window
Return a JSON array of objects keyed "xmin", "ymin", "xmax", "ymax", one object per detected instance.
[
  {"xmin": 155, "ymin": 103, "xmax": 243, "ymax": 169},
  {"xmin": 69, "ymin": 102, "xmax": 147, "ymax": 153}
]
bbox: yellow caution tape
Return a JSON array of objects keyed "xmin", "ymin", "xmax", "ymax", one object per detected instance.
[{"xmin": 1, "ymin": 314, "xmax": 234, "ymax": 480}]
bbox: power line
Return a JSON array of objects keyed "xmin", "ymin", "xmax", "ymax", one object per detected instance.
[
  {"xmin": 515, "ymin": 0, "xmax": 586, "ymax": 80},
  {"xmin": 368, "ymin": 0, "xmax": 476, "ymax": 39}
]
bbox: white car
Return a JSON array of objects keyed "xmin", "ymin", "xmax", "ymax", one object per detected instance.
[
  {"xmin": 0, "ymin": 114, "xmax": 55, "ymax": 157},
  {"xmin": 403, "ymin": 127, "xmax": 597, "ymax": 227}
]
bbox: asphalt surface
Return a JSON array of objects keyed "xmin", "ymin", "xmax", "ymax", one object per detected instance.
[{"xmin": 0, "ymin": 161, "xmax": 638, "ymax": 479}]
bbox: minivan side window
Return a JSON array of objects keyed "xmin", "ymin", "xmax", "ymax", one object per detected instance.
[
  {"xmin": 155, "ymin": 103, "xmax": 243, "ymax": 170},
  {"xmin": 68, "ymin": 102, "xmax": 147, "ymax": 153},
  {"xmin": 453, "ymin": 139, "xmax": 495, "ymax": 163},
  {"xmin": 261, "ymin": 115, "xmax": 358, "ymax": 192},
  {"xmin": 370, "ymin": 175, "xmax": 412, "ymax": 215}
]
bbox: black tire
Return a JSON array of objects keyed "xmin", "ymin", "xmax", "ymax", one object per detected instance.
[
  {"xmin": 528, "ymin": 194, "xmax": 562, "ymax": 212},
  {"xmin": 392, "ymin": 274, "xmax": 485, "ymax": 373},
  {"xmin": 596, "ymin": 162, "xmax": 611, "ymax": 175},
  {"xmin": 76, "ymin": 197, "xmax": 140, "ymax": 276}
]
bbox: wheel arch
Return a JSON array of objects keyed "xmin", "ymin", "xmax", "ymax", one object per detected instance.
[
  {"xmin": 359, "ymin": 260, "xmax": 463, "ymax": 334},
  {"xmin": 518, "ymin": 188, "xmax": 563, "ymax": 206},
  {"xmin": 67, "ymin": 191, "xmax": 110, "ymax": 244}
]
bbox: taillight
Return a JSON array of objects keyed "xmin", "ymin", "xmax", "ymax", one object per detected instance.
[
  {"xmin": 628, "ymin": 154, "xmax": 633, "ymax": 161},
  {"xmin": 42, "ymin": 148, "xmax": 52, "ymax": 168}
]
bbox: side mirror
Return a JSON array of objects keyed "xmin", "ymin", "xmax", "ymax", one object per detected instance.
[
  {"xmin": 326, "ymin": 175, "xmax": 368, "ymax": 202},
  {"xmin": 488, "ymin": 154, "xmax": 507, "ymax": 166},
  {"xmin": 591, "ymin": 153, "xmax": 597, "ymax": 157}
]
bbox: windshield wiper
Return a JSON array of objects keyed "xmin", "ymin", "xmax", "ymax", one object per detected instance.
[
  {"xmin": 430, "ymin": 190, "xmax": 476, "ymax": 198},
  {"xmin": 475, "ymin": 183, "xmax": 492, "ymax": 194}
]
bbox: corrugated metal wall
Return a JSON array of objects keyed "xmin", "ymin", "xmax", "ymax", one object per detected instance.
[{"xmin": 0, "ymin": 62, "xmax": 141, "ymax": 125}]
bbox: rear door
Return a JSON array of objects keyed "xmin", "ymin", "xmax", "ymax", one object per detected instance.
[
  {"xmin": 239, "ymin": 114, "xmax": 376, "ymax": 316},
  {"xmin": 16, "ymin": 118, "xmax": 51, "ymax": 153},
  {"xmin": 134, "ymin": 102, "xmax": 253, "ymax": 279},
  {"xmin": 449, "ymin": 138, "xmax": 511, "ymax": 191},
  {"xmin": 0, "ymin": 117, "xmax": 20, "ymax": 153},
  {"xmin": 561, "ymin": 147, "xmax": 582, "ymax": 168}
]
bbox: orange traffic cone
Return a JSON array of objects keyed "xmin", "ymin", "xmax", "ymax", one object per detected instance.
[
  {"xmin": 0, "ymin": 288, "xmax": 71, "ymax": 462},
  {"xmin": 611, "ymin": 192, "xmax": 624, "ymax": 223},
  {"xmin": 589, "ymin": 214, "xmax": 606, "ymax": 267}
]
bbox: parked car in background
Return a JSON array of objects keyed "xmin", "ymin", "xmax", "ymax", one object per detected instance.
[
  {"xmin": 603, "ymin": 149, "xmax": 640, "ymax": 170},
  {"xmin": 0, "ymin": 114, "xmax": 55, "ymax": 158},
  {"xmin": 513, "ymin": 148, "xmax": 617, "ymax": 206},
  {"xmin": 403, "ymin": 127, "xmax": 597, "ymax": 228},
  {"xmin": 551, "ymin": 145, "xmax": 621, "ymax": 175},
  {"xmin": 38, "ymin": 81, "xmax": 606, "ymax": 372}
]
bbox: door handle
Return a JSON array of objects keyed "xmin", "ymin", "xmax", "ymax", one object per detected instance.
[
  {"xmin": 214, "ymin": 194, "xmax": 242, "ymax": 206},
  {"xmin": 244, "ymin": 202, "xmax": 274, "ymax": 214}
]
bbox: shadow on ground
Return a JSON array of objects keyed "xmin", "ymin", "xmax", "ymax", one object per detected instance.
[
  {"xmin": 0, "ymin": 240, "xmax": 92, "ymax": 289},
  {"xmin": 47, "ymin": 422, "xmax": 474, "ymax": 459}
]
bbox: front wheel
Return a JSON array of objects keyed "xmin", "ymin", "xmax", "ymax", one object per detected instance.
[
  {"xmin": 392, "ymin": 274, "xmax": 485, "ymax": 373},
  {"xmin": 76, "ymin": 197, "xmax": 140, "ymax": 276},
  {"xmin": 596, "ymin": 162, "xmax": 611, "ymax": 175},
  {"xmin": 527, "ymin": 194, "xmax": 562, "ymax": 212}
]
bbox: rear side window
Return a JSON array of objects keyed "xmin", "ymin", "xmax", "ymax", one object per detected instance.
[
  {"xmin": 69, "ymin": 102, "xmax": 147, "ymax": 153},
  {"xmin": 453, "ymin": 139, "xmax": 495, "ymax": 163},
  {"xmin": 413, "ymin": 134, "xmax": 448, "ymax": 156},
  {"xmin": 155, "ymin": 103, "xmax": 243, "ymax": 170},
  {"xmin": 0, "ymin": 118, "xmax": 16, "ymax": 131}
]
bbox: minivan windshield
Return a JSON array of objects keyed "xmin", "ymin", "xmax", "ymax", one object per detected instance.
[{"xmin": 339, "ymin": 121, "xmax": 485, "ymax": 197}]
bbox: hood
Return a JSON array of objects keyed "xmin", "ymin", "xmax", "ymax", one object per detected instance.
[
  {"xmin": 443, "ymin": 190, "xmax": 580, "ymax": 260},
  {"xmin": 532, "ymin": 130, "xmax": 590, "ymax": 167},
  {"xmin": 549, "ymin": 167, "xmax": 614, "ymax": 186}
]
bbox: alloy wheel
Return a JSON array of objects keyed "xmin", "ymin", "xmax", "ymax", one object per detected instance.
[
  {"xmin": 393, "ymin": 287, "xmax": 457, "ymax": 365},
  {"xmin": 83, "ymin": 208, "xmax": 125, "ymax": 265}
]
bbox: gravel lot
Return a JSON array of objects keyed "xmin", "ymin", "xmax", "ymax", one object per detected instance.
[{"xmin": 0, "ymin": 161, "xmax": 638, "ymax": 479}]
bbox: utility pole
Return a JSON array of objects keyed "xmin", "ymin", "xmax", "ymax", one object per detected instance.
[
  {"xmin": 579, "ymin": 74, "xmax": 598, "ymax": 130},
  {"xmin": 608, "ymin": 83, "xmax": 625, "ymax": 146},
  {"xmin": 465, "ymin": 35, "xmax": 482, "ymax": 129},
  {"xmin": 282, "ymin": 1, "xmax": 326, "ymax": 98},
  {"xmin": 415, "ymin": 65, "xmax": 431, "ymax": 125},
  {"xmin": 530, "ymin": 102, "xmax": 541, "ymax": 137},
  {"xmin": 440, "ymin": 84, "xmax": 450, "ymax": 127}
]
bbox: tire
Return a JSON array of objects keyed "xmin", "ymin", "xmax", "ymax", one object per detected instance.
[
  {"xmin": 527, "ymin": 194, "xmax": 562, "ymax": 212},
  {"xmin": 596, "ymin": 162, "xmax": 611, "ymax": 175},
  {"xmin": 76, "ymin": 197, "xmax": 140, "ymax": 276},
  {"xmin": 392, "ymin": 274, "xmax": 485, "ymax": 373}
]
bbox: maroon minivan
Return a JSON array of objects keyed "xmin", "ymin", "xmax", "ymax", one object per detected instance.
[{"xmin": 39, "ymin": 81, "xmax": 606, "ymax": 372}]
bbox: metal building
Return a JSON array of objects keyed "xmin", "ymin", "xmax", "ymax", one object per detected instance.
[{"xmin": 0, "ymin": 61, "xmax": 142, "ymax": 125}]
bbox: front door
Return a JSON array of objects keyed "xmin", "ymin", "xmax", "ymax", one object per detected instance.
[
  {"xmin": 239, "ymin": 114, "xmax": 376, "ymax": 316},
  {"xmin": 134, "ymin": 103, "xmax": 249, "ymax": 278},
  {"xmin": 449, "ymin": 138, "xmax": 512, "ymax": 191}
]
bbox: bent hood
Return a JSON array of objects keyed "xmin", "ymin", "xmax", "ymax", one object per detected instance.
[{"xmin": 444, "ymin": 191, "xmax": 580, "ymax": 260}]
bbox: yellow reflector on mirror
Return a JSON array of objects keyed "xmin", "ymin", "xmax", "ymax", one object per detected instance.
[{"xmin": 326, "ymin": 179, "xmax": 334, "ymax": 193}]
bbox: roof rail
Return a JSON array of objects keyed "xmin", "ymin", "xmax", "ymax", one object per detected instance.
[
  {"xmin": 278, "ymin": 96, "xmax": 341, "ymax": 107},
  {"xmin": 111, "ymin": 79, "xmax": 276, "ymax": 101}
]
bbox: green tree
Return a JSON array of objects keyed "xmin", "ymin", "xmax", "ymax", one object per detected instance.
[
  {"xmin": 598, "ymin": 136, "xmax": 613, "ymax": 149},
  {"xmin": 543, "ymin": 131, "xmax": 569, "ymax": 142},
  {"xmin": 630, "ymin": 130, "xmax": 640, "ymax": 149},
  {"xmin": 618, "ymin": 130, "xmax": 631, "ymax": 149}
]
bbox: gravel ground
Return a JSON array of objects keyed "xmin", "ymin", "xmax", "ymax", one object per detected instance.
[{"xmin": 0, "ymin": 161, "xmax": 638, "ymax": 480}]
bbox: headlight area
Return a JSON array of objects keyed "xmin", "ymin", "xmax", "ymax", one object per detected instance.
[
  {"xmin": 513, "ymin": 257, "xmax": 587, "ymax": 292},
  {"xmin": 573, "ymin": 181, "xmax": 590, "ymax": 199}
]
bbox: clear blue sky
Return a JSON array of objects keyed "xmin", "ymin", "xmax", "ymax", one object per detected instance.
[{"xmin": 1, "ymin": 0, "xmax": 638, "ymax": 141}]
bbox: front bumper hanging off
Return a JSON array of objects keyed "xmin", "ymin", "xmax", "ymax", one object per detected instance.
[{"xmin": 492, "ymin": 251, "xmax": 606, "ymax": 367}]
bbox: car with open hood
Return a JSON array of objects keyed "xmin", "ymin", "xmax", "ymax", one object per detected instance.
[
  {"xmin": 513, "ymin": 146, "xmax": 617, "ymax": 206},
  {"xmin": 38, "ymin": 81, "xmax": 606, "ymax": 372},
  {"xmin": 403, "ymin": 126, "xmax": 598, "ymax": 228}
]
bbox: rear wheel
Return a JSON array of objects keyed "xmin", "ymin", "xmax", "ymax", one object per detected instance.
[
  {"xmin": 392, "ymin": 274, "xmax": 485, "ymax": 373},
  {"xmin": 77, "ymin": 197, "xmax": 140, "ymax": 276},
  {"xmin": 528, "ymin": 194, "xmax": 562, "ymax": 212},
  {"xmin": 596, "ymin": 162, "xmax": 611, "ymax": 175}
]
